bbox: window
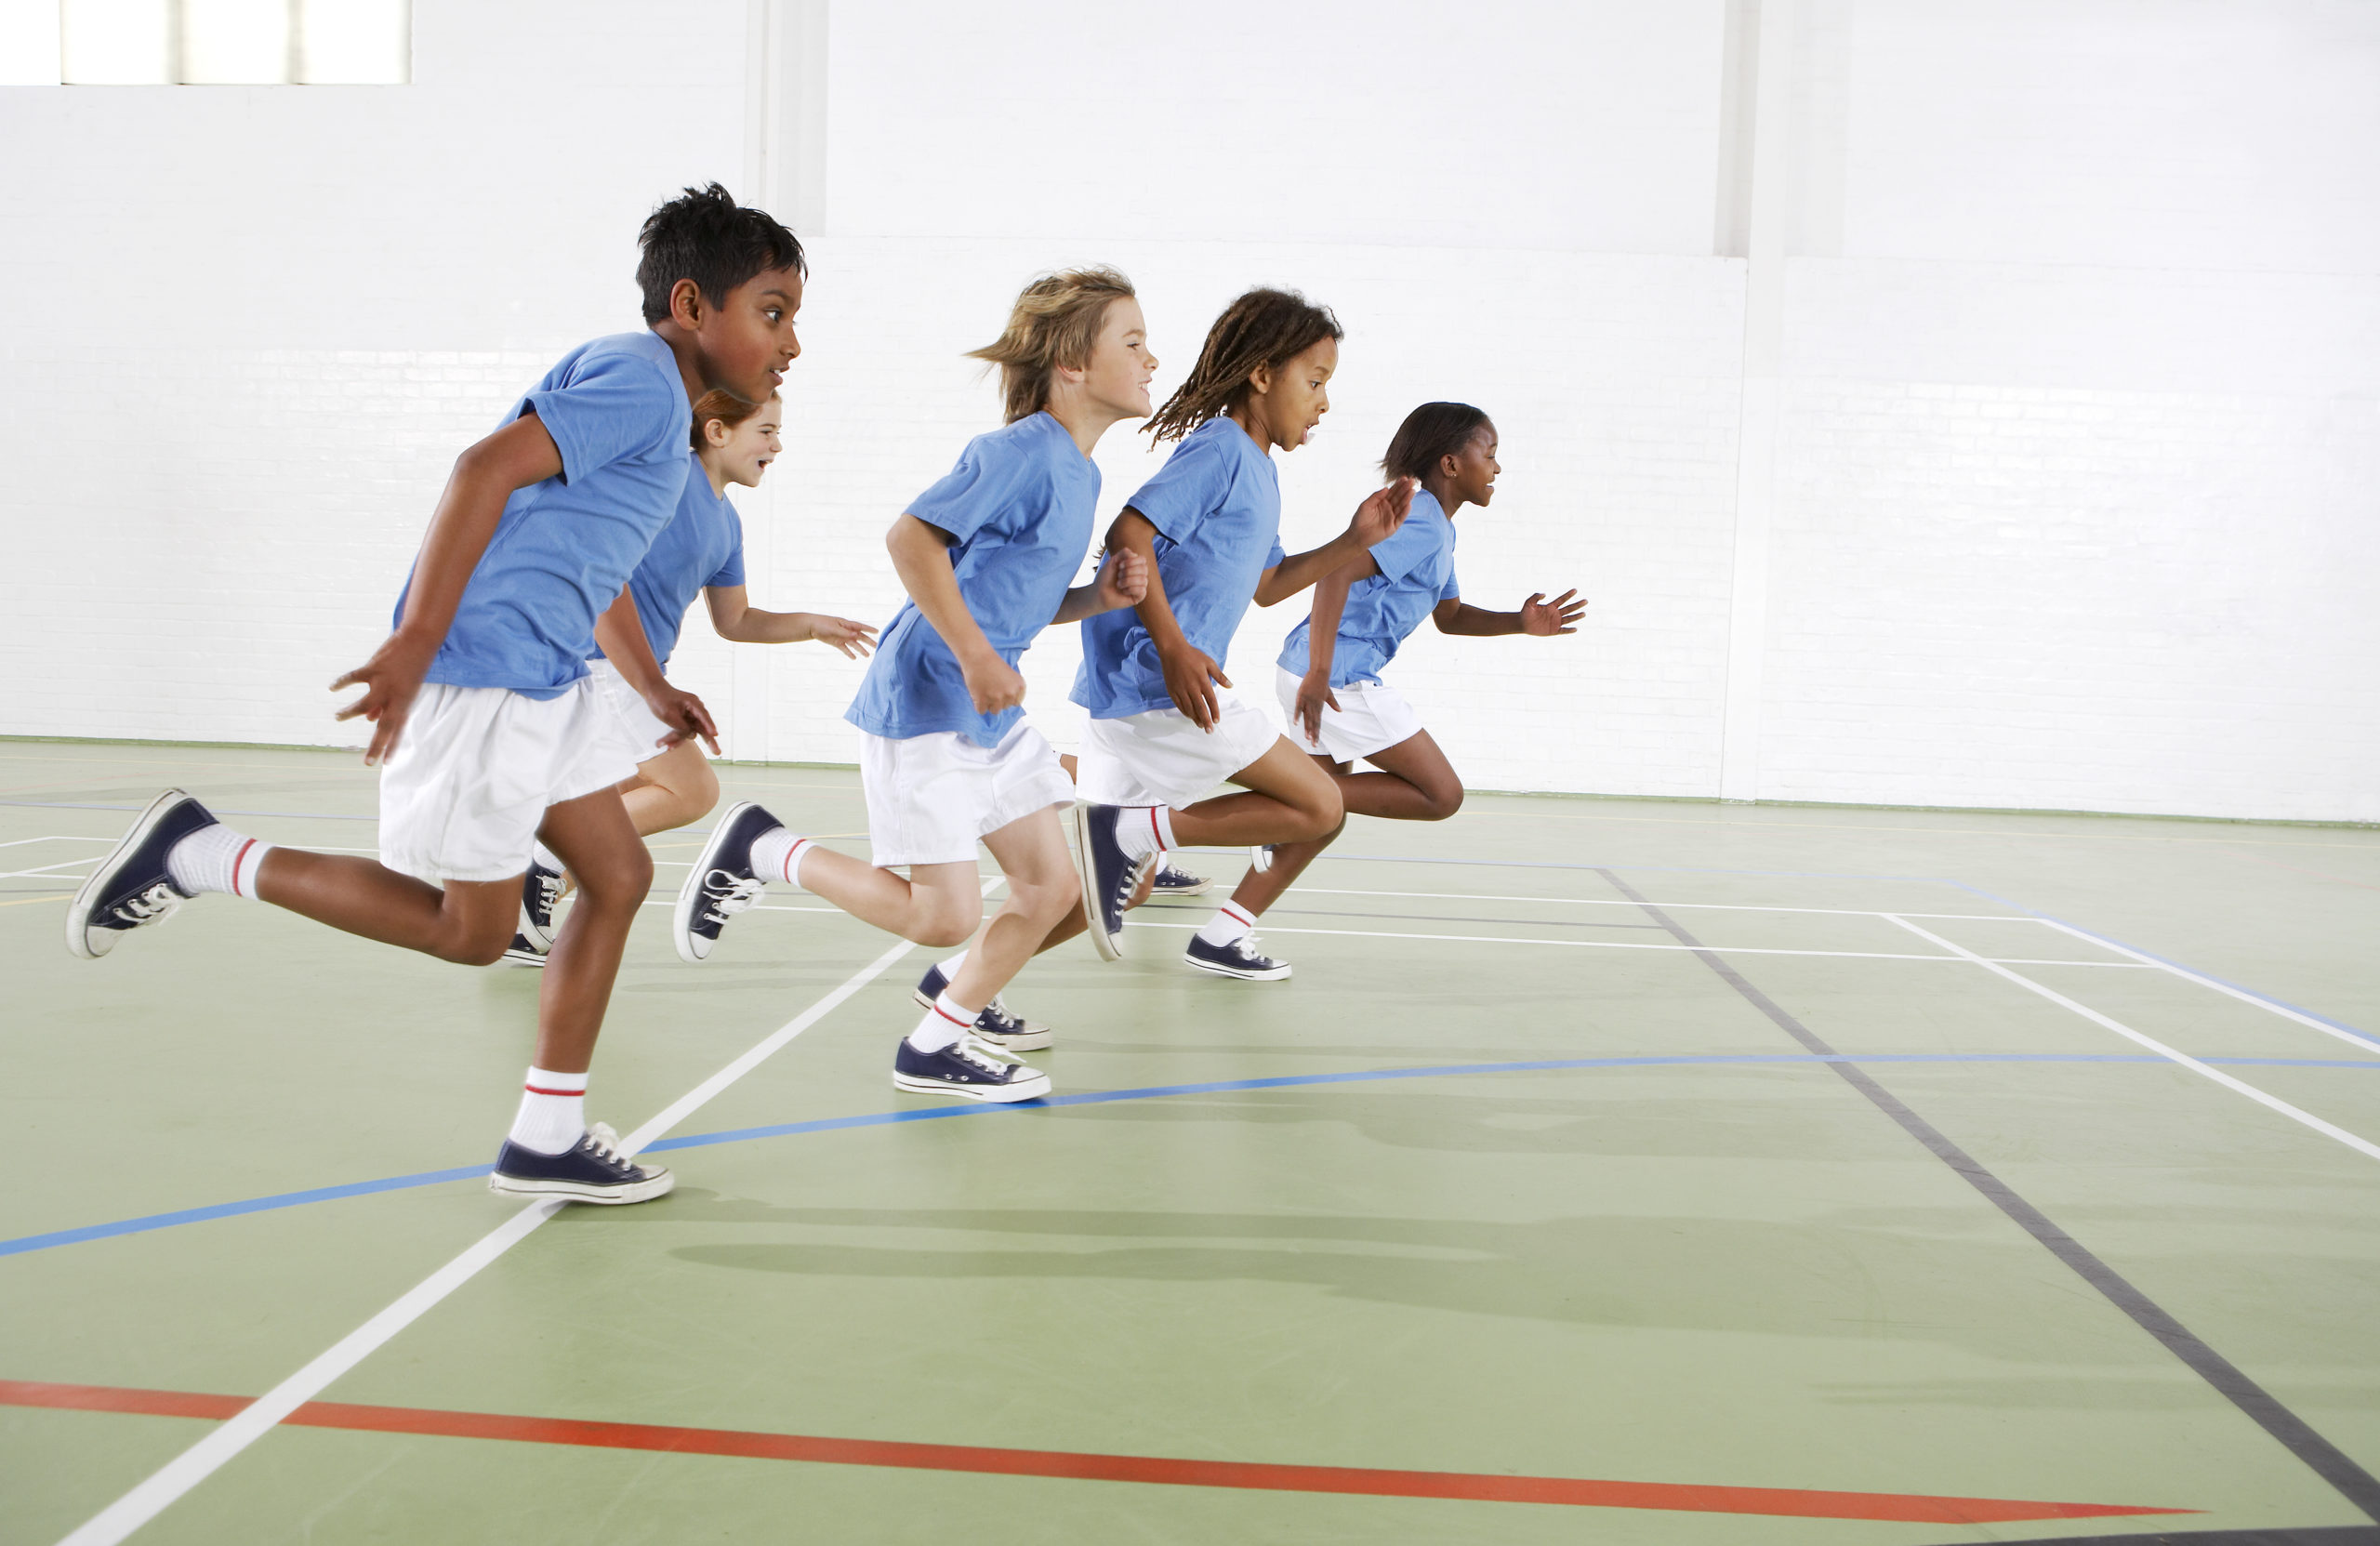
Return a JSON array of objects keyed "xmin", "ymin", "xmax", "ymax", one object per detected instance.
[{"xmin": 1, "ymin": 0, "xmax": 409, "ymax": 86}]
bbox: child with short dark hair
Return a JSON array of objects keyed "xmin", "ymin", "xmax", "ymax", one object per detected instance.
[
  {"xmin": 507, "ymin": 387, "xmax": 876, "ymax": 963},
  {"xmin": 674, "ymin": 268, "xmax": 1151, "ymax": 1101},
  {"xmin": 1066, "ymin": 287, "xmax": 1414, "ymax": 980},
  {"xmin": 1237, "ymin": 403, "xmax": 1582, "ymax": 914},
  {"xmin": 68, "ymin": 183, "xmax": 807, "ymax": 1205}
]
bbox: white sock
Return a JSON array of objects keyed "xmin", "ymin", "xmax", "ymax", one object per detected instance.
[
  {"xmin": 906, "ymin": 991, "xmax": 978, "ymax": 1054},
  {"xmin": 747, "ymin": 826, "xmax": 814, "ymax": 890},
  {"xmin": 508, "ymin": 1066, "xmax": 587, "ymax": 1156},
  {"xmin": 1113, "ymin": 806, "xmax": 1176, "ymax": 862},
  {"xmin": 1197, "ymin": 901, "xmax": 1256, "ymax": 948},
  {"xmin": 530, "ymin": 841, "xmax": 562, "ymax": 873},
  {"xmin": 165, "ymin": 824, "xmax": 273, "ymax": 901},
  {"xmin": 937, "ymin": 949, "xmax": 969, "ymax": 979}
]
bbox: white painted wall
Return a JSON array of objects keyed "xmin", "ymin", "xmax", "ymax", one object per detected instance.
[{"xmin": 0, "ymin": 0, "xmax": 2373, "ymax": 822}]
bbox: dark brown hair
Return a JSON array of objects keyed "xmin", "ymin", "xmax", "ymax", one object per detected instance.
[
  {"xmin": 637, "ymin": 182, "xmax": 806, "ymax": 325},
  {"xmin": 966, "ymin": 267, "xmax": 1138, "ymax": 424},
  {"xmin": 1382, "ymin": 402, "xmax": 1492, "ymax": 482},
  {"xmin": 690, "ymin": 388, "xmax": 767, "ymax": 450},
  {"xmin": 1143, "ymin": 288, "xmax": 1342, "ymax": 443}
]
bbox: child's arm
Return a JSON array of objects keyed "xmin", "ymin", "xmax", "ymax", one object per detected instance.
[
  {"xmin": 1106, "ymin": 509, "xmax": 1230, "ymax": 731},
  {"xmin": 886, "ymin": 513, "xmax": 1026, "ymax": 714},
  {"xmin": 703, "ymin": 586, "xmax": 879, "ymax": 658},
  {"xmin": 333, "ymin": 414, "xmax": 562, "ymax": 764},
  {"xmin": 1051, "ymin": 548, "xmax": 1148, "ymax": 625},
  {"xmin": 594, "ymin": 588, "xmax": 721, "ymax": 753},
  {"xmin": 1253, "ymin": 477, "xmax": 1416, "ymax": 607},
  {"xmin": 1432, "ymin": 588, "xmax": 1587, "ymax": 638},
  {"xmin": 1291, "ymin": 555, "xmax": 1371, "ymax": 746}
]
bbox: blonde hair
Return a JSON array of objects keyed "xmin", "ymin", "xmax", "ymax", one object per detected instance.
[{"xmin": 967, "ymin": 267, "xmax": 1137, "ymax": 424}]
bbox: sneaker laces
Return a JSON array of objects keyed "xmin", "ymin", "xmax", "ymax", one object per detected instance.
[
  {"xmin": 1233, "ymin": 933, "xmax": 1269, "ymax": 962},
  {"xmin": 953, "ymin": 1036, "xmax": 1016, "ymax": 1076},
  {"xmin": 111, "ymin": 882, "xmax": 181, "ymax": 925},
  {"xmin": 700, "ymin": 871, "xmax": 766, "ymax": 927},
  {"xmin": 531, "ymin": 868, "xmax": 563, "ymax": 913},
  {"xmin": 581, "ymin": 1123, "xmax": 640, "ymax": 1178}
]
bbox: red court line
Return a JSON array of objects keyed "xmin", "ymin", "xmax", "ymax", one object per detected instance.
[{"xmin": 1, "ymin": 1379, "xmax": 2193, "ymax": 1524}]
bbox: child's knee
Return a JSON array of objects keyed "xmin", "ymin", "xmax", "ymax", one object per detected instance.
[
  {"xmin": 1296, "ymin": 783, "xmax": 1344, "ymax": 840},
  {"xmin": 1425, "ymin": 785, "xmax": 1464, "ymax": 821},
  {"xmin": 575, "ymin": 845, "xmax": 654, "ymax": 906},
  {"xmin": 679, "ymin": 760, "xmax": 721, "ymax": 821},
  {"xmin": 443, "ymin": 918, "xmax": 513, "ymax": 967}
]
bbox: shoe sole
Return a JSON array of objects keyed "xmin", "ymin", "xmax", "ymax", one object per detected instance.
[
  {"xmin": 672, "ymin": 801, "xmax": 759, "ymax": 964},
  {"xmin": 1066, "ymin": 802, "xmax": 1125, "ymax": 963},
  {"xmin": 1151, "ymin": 881, "xmax": 1212, "ymax": 896},
  {"xmin": 1182, "ymin": 950, "xmax": 1293, "ymax": 982},
  {"xmin": 500, "ymin": 948, "xmax": 549, "ymax": 969},
  {"xmin": 486, "ymin": 1169, "xmax": 676, "ymax": 1205},
  {"xmin": 972, "ymin": 1027, "xmax": 1053, "ymax": 1052},
  {"xmin": 65, "ymin": 788, "xmax": 191, "ymax": 961},
  {"xmin": 892, "ymin": 1071, "xmax": 1051, "ymax": 1103}
]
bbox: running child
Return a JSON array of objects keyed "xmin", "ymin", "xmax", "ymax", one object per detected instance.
[
  {"xmin": 66, "ymin": 183, "xmax": 807, "ymax": 1205},
  {"xmin": 509, "ymin": 388, "xmax": 877, "ymax": 964},
  {"xmin": 672, "ymin": 268, "xmax": 1153, "ymax": 1102},
  {"xmin": 1243, "ymin": 403, "xmax": 1582, "ymax": 911},
  {"xmin": 1067, "ymin": 287, "xmax": 1414, "ymax": 979}
]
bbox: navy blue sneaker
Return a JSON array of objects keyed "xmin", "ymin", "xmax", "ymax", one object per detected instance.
[
  {"xmin": 67, "ymin": 789, "xmax": 216, "ymax": 959},
  {"xmin": 1069, "ymin": 803, "xmax": 1150, "ymax": 962},
  {"xmin": 674, "ymin": 801, "xmax": 784, "ymax": 963},
  {"xmin": 892, "ymin": 1035, "xmax": 1051, "ymax": 1102},
  {"xmin": 501, "ymin": 932, "xmax": 549, "ymax": 968},
  {"xmin": 518, "ymin": 859, "xmax": 564, "ymax": 950},
  {"xmin": 488, "ymin": 1121, "xmax": 674, "ymax": 1205},
  {"xmin": 1183, "ymin": 932, "xmax": 1291, "ymax": 981},
  {"xmin": 911, "ymin": 967, "xmax": 1051, "ymax": 1051},
  {"xmin": 1150, "ymin": 863, "xmax": 1211, "ymax": 897}
]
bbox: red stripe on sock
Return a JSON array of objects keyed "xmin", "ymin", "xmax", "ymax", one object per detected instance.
[
  {"xmin": 229, "ymin": 839, "xmax": 257, "ymax": 898},
  {"xmin": 0, "ymin": 1379, "xmax": 2192, "ymax": 1524},
  {"xmin": 523, "ymin": 1085, "xmax": 585, "ymax": 1098},
  {"xmin": 1145, "ymin": 809, "xmax": 1164, "ymax": 852},
  {"xmin": 932, "ymin": 1003, "xmax": 973, "ymax": 1028},
  {"xmin": 784, "ymin": 839, "xmax": 808, "ymax": 885},
  {"xmin": 1220, "ymin": 903, "xmax": 1254, "ymax": 928}
]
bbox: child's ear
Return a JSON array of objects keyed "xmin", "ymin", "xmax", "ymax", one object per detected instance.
[
  {"xmin": 704, "ymin": 418, "xmax": 734, "ymax": 449},
  {"xmin": 1246, "ymin": 362, "xmax": 1274, "ymax": 398},
  {"xmin": 669, "ymin": 277, "xmax": 706, "ymax": 330},
  {"xmin": 1440, "ymin": 451, "xmax": 1463, "ymax": 479}
]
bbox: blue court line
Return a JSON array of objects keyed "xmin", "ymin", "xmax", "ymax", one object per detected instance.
[{"xmin": 7, "ymin": 1051, "xmax": 2378, "ymax": 1262}]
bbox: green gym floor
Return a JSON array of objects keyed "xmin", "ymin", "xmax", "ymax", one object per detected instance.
[{"xmin": 5, "ymin": 739, "xmax": 2379, "ymax": 1546}]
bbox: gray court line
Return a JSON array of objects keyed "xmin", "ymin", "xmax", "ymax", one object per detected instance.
[{"xmin": 1593, "ymin": 866, "xmax": 2380, "ymax": 1525}]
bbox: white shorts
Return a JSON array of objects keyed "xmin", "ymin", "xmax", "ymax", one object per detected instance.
[
  {"xmin": 1075, "ymin": 695, "xmax": 1281, "ymax": 808},
  {"xmin": 1276, "ymin": 666, "xmax": 1424, "ymax": 763},
  {"xmin": 378, "ymin": 678, "xmax": 637, "ymax": 883},
  {"xmin": 588, "ymin": 657, "xmax": 680, "ymax": 770},
  {"xmin": 860, "ymin": 720, "xmax": 1077, "ymax": 867}
]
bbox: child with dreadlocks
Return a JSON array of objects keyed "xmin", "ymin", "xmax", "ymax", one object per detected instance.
[
  {"xmin": 1069, "ymin": 287, "xmax": 1414, "ymax": 979},
  {"xmin": 672, "ymin": 268, "xmax": 1152, "ymax": 1102},
  {"xmin": 1237, "ymin": 403, "xmax": 1583, "ymax": 914}
]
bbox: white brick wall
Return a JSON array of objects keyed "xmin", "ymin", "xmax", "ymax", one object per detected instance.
[{"xmin": 1, "ymin": 1, "xmax": 2373, "ymax": 822}]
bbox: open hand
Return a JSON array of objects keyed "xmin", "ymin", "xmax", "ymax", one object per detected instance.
[
  {"xmin": 1157, "ymin": 641, "xmax": 1230, "ymax": 732},
  {"xmin": 644, "ymin": 683, "xmax": 721, "ymax": 754},
  {"xmin": 809, "ymin": 614, "xmax": 879, "ymax": 658},
  {"xmin": 1349, "ymin": 477, "xmax": 1416, "ymax": 548},
  {"xmin": 330, "ymin": 632, "xmax": 438, "ymax": 765},
  {"xmin": 1096, "ymin": 548, "xmax": 1149, "ymax": 611},
  {"xmin": 1293, "ymin": 671, "xmax": 1340, "ymax": 747},
  {"xmin": 961, "ymin": 653, "xmax": 1027, "ymax": 716},
  {"xmin": 1522, "ymin": 588, "xmax": 1587, "ymax": 636}
]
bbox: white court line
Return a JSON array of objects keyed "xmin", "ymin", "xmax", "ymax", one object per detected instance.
[
  {"xmin": 53, "ymin": 908, "xmax": 966, "ymax": 1546},
  {"xmin": 0, "ymin": 835, "xmax": 113, "ymax": 851},
  {"xmin": 1285, "ymin": 886, "xmax": 2039, "ymax": 924},
  {"xmin": 0, "ymin": 858, "xmax": 100, "ymax": 879},
  {"xmin": 1119, "ymin": 918, "xmax": 2149, "ymax": 969},
  {"xmin": 2023, "ymin": 917, "xmax": 2380, "ymax": 1054},
  {"xmin": 1884, "ymin": 916, "xmax": 2380, "ymax": 1166}
]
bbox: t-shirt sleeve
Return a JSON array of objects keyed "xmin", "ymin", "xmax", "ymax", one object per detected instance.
[
  {"xmin": 1263, "ymin": 535, "xmax": 1287, "ymax": 570},
  {"xmin": 907, "ymin": 438, "xmax": 1026, "ymax": 546},
  {"xmin": 1438, "ymin": 565, "xmax": 1461, "ymax": 601},
  {"xmin": 707, "ymin": 509, "xmax": 747, "ymax": 588},
  {"xmin": 1122, "ymin": 436, "xmax": 1226, "ymax": 546},
  {"xmin": 523, "ymin": 351, "xmax": 683, "ymax": 485},
  {"xmin": 1367, "ymin": 513, "xmax": 1439, "ymax": 586}
]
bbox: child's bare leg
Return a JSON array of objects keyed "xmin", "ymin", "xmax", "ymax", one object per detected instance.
[
  {"xmin": 617, "ymin": 740, "xmax": 720, "ymax": 838},
  {"xmin": 1161, "ymin": 737, "xmax": 1342, "ymax": 848},
  {"xmin": 256, "ymin": 852, "xmax": 517, "ymax": 965},
  {"xmin": 529, "ymin": 786, "xmax": 653, "ymax": 1074},
  {"xmin": 949, "ymin": 806, "xmax": 1079, "ymax": 1008},
  {"xmin": 1226, "ymin": 732, "xmax": 1461, "ymax": 915},
  {"xmin": 800, "ymin": 852, "xmax": 983, "ymax": 947}
]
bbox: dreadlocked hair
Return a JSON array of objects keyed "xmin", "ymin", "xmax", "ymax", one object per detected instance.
[
  {"xmin": 966, "ymin": 267, "xmax": 1138, "ymax": 424},
  {"xmin": 1143, "ymin": 288, "xmax": 1342, "ymax": 443},
  {"xmin": 1382, "ymin": 402, "xmax": 1492, "ymax": 482}
]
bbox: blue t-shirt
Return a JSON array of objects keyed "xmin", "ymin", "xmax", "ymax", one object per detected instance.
[
  {"xmin": 1071, "ymin": 417, "xmax": 1287, "ymax": 720},
  {"xmin": 1278, "ymin": 487, "xmax": 1461, "ymax": 686},
  {"xmin": 400, "ymin": 332, "xmax": 692, "ymax": 699},
  {"xmin": 596, "ymin": 454, "xmax": 747, "ymax": 670},
  {"xmin": 846, "ymin": 412, "xmax": 1100, "ymax": 747}
]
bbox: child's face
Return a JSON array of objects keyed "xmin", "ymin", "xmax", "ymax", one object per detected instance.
[
  {"xmin": 694, "ymin": 266, "xmax": 804, "ymax": 403},
  {"xmin": 1444, "ymin": 424, "xmax": 1500, "ymax": 509},
  {"xmin": 1254, "ymin": 337, "xmax": 1337, "ymax": 453},
  {"xmin": 708, "ymin": 399, "xmax": 784, "ymax": 489},
  {"xmin": 1080, "ymin": 297, "xmax": 1157, "ymax": 421}
]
